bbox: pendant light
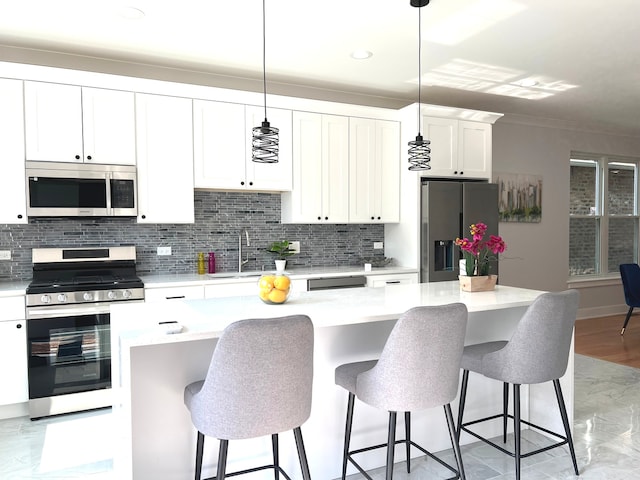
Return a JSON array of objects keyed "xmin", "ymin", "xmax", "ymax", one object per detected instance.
[
  {"xmin": 408, "ymin": 0, "xmax": 431, "ymax": 171},
  {"xmin": 252, "ymin": 0, "xmax": 279, "ymax": 163}
]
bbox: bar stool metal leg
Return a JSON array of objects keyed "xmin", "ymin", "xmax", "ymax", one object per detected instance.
[
  {"xmin": 513, "ymin": 384, "xmax": 521, "ymax": 480},
  {"xmin": 554, "ymin": 379, "xmax": 579, "ymax": 475},
  {"xmin": 386, "ymin": 412, "xmax": 397, "ymax": 480},
  {"xmin": 194, "ymin": 431, "xmax": 205, "ymax": 480},
  {"xmin": 341, "ymin": 392, "xmax": 355, "ymax": 480},
  {"xmin": 456, "ymin": 370, "xmax": 469, "ymax": 441},
  {"xmin": 293, "ymin": 427, "xmax": 312, "ymax": 480},
  {"xmin": 503, "ymin": 382, "xmax": 509, "ymax": 443},
  {"xmin": 271, "ymin": 434, "xmax": 279, "ymax": 480},
  {"xmin": 405, "ymin": 411, "xmax": 411, "ymax": 473},
  {"xmin": 444, "ymin": 403, "xmax": 467, "ymax": 480},
  {"xmin": 217, "ymin": 439, "xmax": 229, "ymax": 480}
]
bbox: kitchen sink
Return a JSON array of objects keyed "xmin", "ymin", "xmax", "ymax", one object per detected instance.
[{"xmin": 206, "ymin": 271, "xmax": 263, "ymax": 279}]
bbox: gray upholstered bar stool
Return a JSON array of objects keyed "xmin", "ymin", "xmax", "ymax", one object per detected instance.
[
  {"xmin": 335, "ymin": 304, "xmax": 468, "ymax": 480},
  {"xmin": 456, "ymin": 290, "xmax": 580, "ymax": 480},
  {"xmin": 184, "ymin": 315, "xmax": 314, "ymax": 480}
]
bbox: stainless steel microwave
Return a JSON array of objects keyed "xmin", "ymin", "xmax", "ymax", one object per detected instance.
[{"xmin": 26, "ymin": 161, "xmax": 137, "ymax": 217}]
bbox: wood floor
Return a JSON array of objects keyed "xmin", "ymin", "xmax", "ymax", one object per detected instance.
[{"xmin": 575, "ymin": 311, "xmax": 640, "ymax": 368}]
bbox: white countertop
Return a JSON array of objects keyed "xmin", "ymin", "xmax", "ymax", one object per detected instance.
[
  {"xmin": 141, "ymin": 266, "xmax": 418, "ymax": 287},
  {"xmin": 112, "ymin": 281, "xmax": 544, "ymax": 348},
  {"xmin": 0, "ymin": 281, "xmax": 28, "ymax": 297}
]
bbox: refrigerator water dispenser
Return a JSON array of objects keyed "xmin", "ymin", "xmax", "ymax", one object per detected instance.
[{"xmin": 434, "ymin": 240, "xmax": 454, "ymax": 272}]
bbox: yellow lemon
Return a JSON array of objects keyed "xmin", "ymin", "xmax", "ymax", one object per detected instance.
[
  {"xmin": 259, "ymin": 275, "xmax": 275, "ymax": 291},
  {"xmin": 258, "ymin": 288, "xmax": 271, "ymax": 301},
  {"xmin": 268, "ymin": 288, "xmax": 287, "ymax": 304},
  {"xmin": 274, "ymin": 275, "xmax": 291, "ymax": 291}
]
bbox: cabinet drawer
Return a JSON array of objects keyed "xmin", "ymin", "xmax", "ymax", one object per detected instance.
[
  {"xmin": 0, "ymin": 296, "xmax": 25, "ymax": 321},
  {"xmin": 144, "ymin": 286, "xmax": 204, "ymax": 302},
  {"xmin": 366, "ymin": 274, "xmax": 419, "ymax": 288}
]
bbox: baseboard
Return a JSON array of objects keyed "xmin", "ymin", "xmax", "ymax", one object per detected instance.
[
  {"xmin": 0, "ymin": 402, "xmax": 28, "ymax": 420},
  {"xmin": 577, "ymin": 304, "xmax": 628, "ymax": 320}
]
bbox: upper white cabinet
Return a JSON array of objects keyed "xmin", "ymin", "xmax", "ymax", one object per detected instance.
[
  {"xmin": 0, "ymin": 78, "xmax": 27, "ymax": 224},
  {"xmin": 136, "ymin": 93, "xmax": 194, "ymax": 224},
  {"xmin": 282, "ymin": 112, "xmax": 349, "ymax": 223},
  {"xmin": 24, "ymin": 81, "xmax": 136, "ymax": 165},
  {"xmin": 421, "ymin": 116, "xmax": 492, "ymax": 179},
  {"xmin": 349, "ymin": 118, "xmax": 400, "ymax": 223},
  {"xmin": 193, "ymin": 100, "xmax": 292, "ymax": 191}
]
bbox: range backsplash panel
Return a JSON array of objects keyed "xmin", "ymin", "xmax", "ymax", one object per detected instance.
[{"xmin": 0, "ymin": 191, "xmax": 384, "ymax": 281}]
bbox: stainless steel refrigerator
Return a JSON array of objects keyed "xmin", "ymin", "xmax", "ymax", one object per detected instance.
[{"xmin": 420, "ymin": 179, "xmax": 499, "ymax": 282}]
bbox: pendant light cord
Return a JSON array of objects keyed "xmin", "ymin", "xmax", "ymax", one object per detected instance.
[
  {"xmin": 417, "ymin": 6, "xmax": 422, "ymax": 135},
  {"xmin": 262, "ymin": 0, "xmax": 268, "ymax": 122}
]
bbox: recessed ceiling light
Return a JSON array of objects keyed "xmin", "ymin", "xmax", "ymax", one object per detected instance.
[
  {"xmin": 118, "ymin": 6, "xmax": 146, "ymax": 20},
  {"xmin": 351, "ymin": 50, "xmax": 373, "ymax": 60}
]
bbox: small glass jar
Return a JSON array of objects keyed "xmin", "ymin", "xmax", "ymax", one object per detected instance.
[
  {"xmin": 208, "ymin": 252, "xmax": 216, "ymax": 274},
  {"xmin": 197, "ymin": 252, "xmax": 206, "ymax": 275},
  {"xmin": 258, "ymin": 273, "xmax": 291, "ymax": 305}
]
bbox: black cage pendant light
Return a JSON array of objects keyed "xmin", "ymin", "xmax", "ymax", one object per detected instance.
[
  {"xmin": 252, "ymin": 0, "xmax": 279, "ymax": 163},
  {"xmin": 408, "ymin": 0, "xmax": 431, "ymax": 171}
]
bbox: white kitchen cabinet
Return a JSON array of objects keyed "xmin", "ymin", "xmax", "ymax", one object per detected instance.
[
  {"xmin": 421, "ymin": 116, "xmax": 492, "ymax": 179},
  {"xmin": 144, "ymin": 285, "xmax": 205, "ymax": 302},
  {"xmin": 193, "ymin": 100, "xmax": 292, "ymax": 191},
  {"xmin": 366, "ymin": 273, "xmax": 419, "ymax": 288},
  {"xmin": 136, "ymin": 93, "xmax": 194, "ymax": 224},
  {"xmin": 0, "ymin": 79, "xmax": 27, "ymax": 224},
  {"xmin": 0, "ymin": 296, "xmax": 28, "ymax": 406},
  {"xmin": 24, "ymin": 81, "xmax": 136, "ymax": 165},
  {"xmin": 282, "ymin": 112, "xmax": 349, "ymax": 223},
  {"xmin": 349, "ymin": 118, "xmax": 400, "ymax": 223}
]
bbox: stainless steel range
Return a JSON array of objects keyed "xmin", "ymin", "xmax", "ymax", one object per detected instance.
[{"xmin": 25, "ymin": 246, "xmax": 144, "ymax": 419}]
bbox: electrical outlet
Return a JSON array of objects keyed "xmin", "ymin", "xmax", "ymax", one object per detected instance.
[
  {"xmin": 157, "ymin": 246, "xmax": 172, "ymax": 256},
  {"xmin": 0, "ymin": 250, "xmax": 11, "ymax": 260},
  {"xmin": 289, "ymin": 241, "xmax": 300, "ymax": 254},
  {"xmin": 374, "ymin": 242, "xmax": 384, "ymax": 250}
]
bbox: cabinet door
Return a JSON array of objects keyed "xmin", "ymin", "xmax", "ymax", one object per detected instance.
[
  {"xmin": 245, "ymin": 106, "xmax": 293, "ymax": 191},
  {"xmin": 0, "ymin": 79, "xmax": 27, "ymax": 224},
  {"xmin": 82, "ymin": 87, "xmax": 136, "ymax": 165},
  {"xmin": 458, "ymin": 120, "xmax": 492, "ymax": 179},
  {"xmin": 193, "ymin": 100, "xmax": 246, "ymax": 189},
  {"xmin": 136, "ymin": 93, "xmax": 194, "ymax": 224},
  {"xmin": 421, "ymin": 116, "xmax": 458, "ymax": 177},
  {"xmin": 349, "ymin": 118, "xmax": 400, "ymax": 223},
  {"xmin": 24, "ymin": 81, "xmax": 84, "ymax": 162},
  {"xmin": 322, "ymin": 114, "xmax": 350, "ymax": 222},
  {"xmin": 0, "ymin": 320, "xmax": 28, "ymax": 405}
]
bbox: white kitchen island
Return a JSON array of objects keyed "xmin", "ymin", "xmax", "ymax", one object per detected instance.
[{"xmin": 110, "ymin": 282, "xmax": 567, "ymax": 480}]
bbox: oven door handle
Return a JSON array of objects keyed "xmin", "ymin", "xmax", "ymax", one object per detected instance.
[{"xmin": 27, "ymin": 304, "xmax": 112, "ymax": 320}]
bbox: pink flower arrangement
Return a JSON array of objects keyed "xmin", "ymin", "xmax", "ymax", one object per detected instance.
[{"xmin": 455, "ymin": 222, "xmax": 506, "ymax": 276}]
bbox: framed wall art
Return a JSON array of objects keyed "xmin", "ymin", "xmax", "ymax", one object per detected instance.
[{"xmin": 494, "ymin": 172, "xmax": 542, "ymax": 223}]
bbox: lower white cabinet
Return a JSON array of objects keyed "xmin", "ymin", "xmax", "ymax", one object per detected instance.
[
  {"xmin": 136, "ymin": 93, "xmax": 194, "ymax": 223},
  {"xmin": 366, "ymin": 273, "xmax": 419, "ymax": 288},
  {"xmin": 144, "ymin": 285, "xmax": 205, "ymax": 302},
  {"xmin": 0, "ymin": 296, "xmax": 28, "ymax": 406}
]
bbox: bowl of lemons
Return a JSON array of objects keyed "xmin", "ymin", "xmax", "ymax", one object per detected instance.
[{"xmin": 258, "ymin": 273, "xmax": 291, "ymax": 304}]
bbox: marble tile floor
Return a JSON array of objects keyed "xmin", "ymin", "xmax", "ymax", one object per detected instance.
[{"xmin": 1, "ymin": 354, "xmax": 640, "ymax": 479}]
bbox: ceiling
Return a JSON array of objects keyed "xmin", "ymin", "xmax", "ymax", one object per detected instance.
[{"xmin": 1, "ymin": 0, "xmax": 639, "ymax": 136}]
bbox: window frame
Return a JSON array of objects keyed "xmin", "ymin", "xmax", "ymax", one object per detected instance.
[{"xmin": 569, "ymin": 152, "xmax": 640, "ymax": 279}]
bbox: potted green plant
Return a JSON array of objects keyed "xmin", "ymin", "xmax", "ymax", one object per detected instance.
[{"xmin": 267, "ymin": 240, "xmax": 296, "ymax": 271}]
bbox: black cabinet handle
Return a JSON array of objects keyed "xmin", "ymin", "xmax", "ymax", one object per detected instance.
[
  {"xmin": 459, "ymin": 171, "xmax": 464, "ymax": 175},
  {"xmin": 165, "ymin": 296, "xmax": 186, "ymax": 300},
  {"xmin": 16, "ymin": 323, "xmax": 22, "ymax": 329},
  {"xmin": 324, "ymin": 216, "xmax": 328, "ymax": 220},
  {"xmin": 317, "ymin": 216, "xmax": 321, "ymax": 220},
  {"xmin": 249, "ymin": 181, "xmax": 253, "ymax": 186},
  {"xmin": 75, "ymin": 155, "xmax": 81, "ymax": 160},
  {"xmin": 86, "ymin": 155, "xmax": 92, "ymax": 160},
  {"xmin": 241, "ymin": 181, "xmax": 245, "ymax": 186},
  {"xmin": 17, "ymin": 214, "xmax": 22, "ymax": 219},
  {"xmin": 141, "ymin": 214, "xmax": 146, "ymax": 219}
]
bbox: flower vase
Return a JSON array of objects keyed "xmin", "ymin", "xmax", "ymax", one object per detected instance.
[{"xmin": 458, "ymin": 274, "xmax": 498, "ymax": 292}]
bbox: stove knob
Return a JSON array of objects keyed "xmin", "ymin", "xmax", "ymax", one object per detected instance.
[
  {"xmin": 83, "ymin": 292, "xmax": 94, "ymax": 301},
  {"xmin": 123, "ymin": 289, "xmax": 132, "ymax": 299},
  {"xmin": 40, "ymin": 295, "xmax": 51, "ymax": 304},
  {"xmin": 108, "ymin": 291, "xmax": 117, "ymax": 300},
  {"xmin": 57, "ymin": 293, "xmax": 67, "ymax": 303}
]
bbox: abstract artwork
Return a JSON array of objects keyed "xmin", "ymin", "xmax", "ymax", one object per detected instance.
[{"xmin": 494, "ymin": 172, "xmax": 542, "ymax": 223}]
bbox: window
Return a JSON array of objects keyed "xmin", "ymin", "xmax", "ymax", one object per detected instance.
[{"xmin": 569, "ymin": 153, "xmax": 639, "ymax": 277}]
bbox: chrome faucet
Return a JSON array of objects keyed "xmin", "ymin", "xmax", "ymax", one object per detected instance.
[{"xmin": 239, "ymin": 230, "xmax": 250, "ymax": 272}]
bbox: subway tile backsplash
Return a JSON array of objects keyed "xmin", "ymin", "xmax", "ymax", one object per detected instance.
[{"xmin": 0, "ymin": 191, "xmax": 384, "ymax": 281}]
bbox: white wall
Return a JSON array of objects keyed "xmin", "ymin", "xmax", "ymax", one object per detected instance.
[{"xmin": 493, "ymin": 117, "xmax": 640, "ymax": 317}]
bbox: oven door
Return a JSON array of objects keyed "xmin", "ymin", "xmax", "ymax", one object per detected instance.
[{"xmin": 26, "ymin": 303, "xmax": 111, "ymax": 417}]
